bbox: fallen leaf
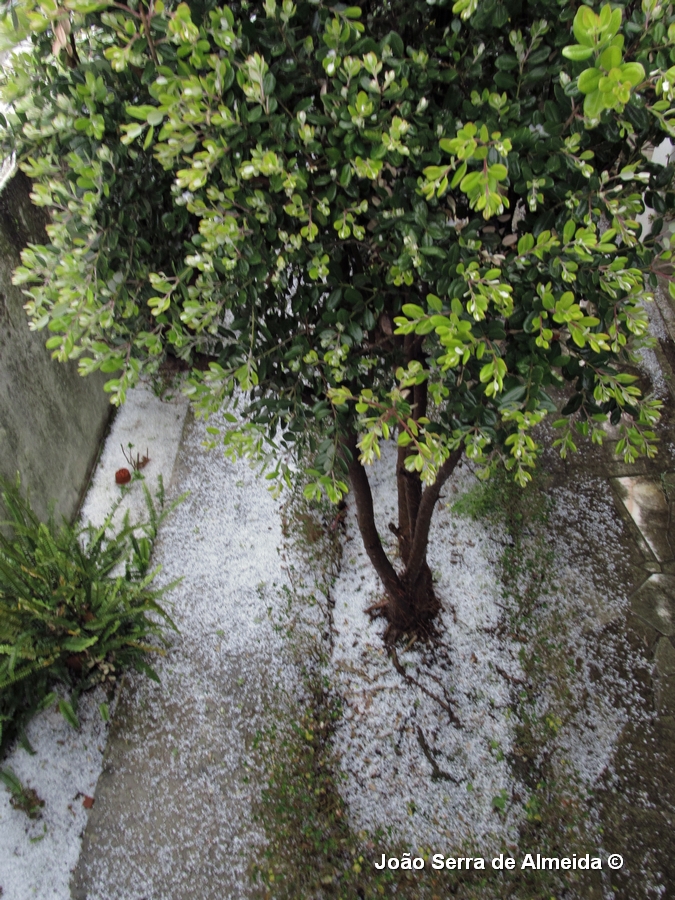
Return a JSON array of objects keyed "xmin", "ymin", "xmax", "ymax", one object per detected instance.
[{"xmin": 83, "ymin": 795, "xmax": 95, "ymax": 809}]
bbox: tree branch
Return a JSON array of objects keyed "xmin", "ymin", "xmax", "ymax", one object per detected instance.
[
  {"xmin": 405, "ymin": 448, "xmax": 463, "ymax": 584},
  {"xmin": 345, "ymin": 433, "xmax": 404, "ymax": 603},
  {"xmin": 396, "ymin": 444, "xmax": 411, "ymax": 564}
]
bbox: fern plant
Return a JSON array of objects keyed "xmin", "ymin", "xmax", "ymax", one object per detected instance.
[{"xmin": 0, "ymin": 476, "xmax": 182, "ymax": 754}]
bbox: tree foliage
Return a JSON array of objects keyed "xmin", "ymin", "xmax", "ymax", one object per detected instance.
[{"xmin": 1, "ymin": 0, "xmax": 674, "ymax": 630}]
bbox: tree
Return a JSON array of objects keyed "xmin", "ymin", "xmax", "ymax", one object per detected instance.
[{"xmin": 1, "ymin": 0, "xmax": 673, "ymax": 638}]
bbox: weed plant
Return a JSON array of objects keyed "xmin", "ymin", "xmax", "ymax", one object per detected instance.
[
  {"xmin": 0, "ymin": 767, "xmax": 44, "ymax": 819},
  {"xmin": 0, "ymin": 476, "xmax": 182, "ymax": 755}
]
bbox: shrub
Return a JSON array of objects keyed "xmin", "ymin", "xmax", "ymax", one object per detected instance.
[
  {"xmin": 0, "ymin": 476, "xmax": 180, "ymax": 753},
  {"xmin": 1, "ymin": 0, "xmax": 673, "ymax": 637}
]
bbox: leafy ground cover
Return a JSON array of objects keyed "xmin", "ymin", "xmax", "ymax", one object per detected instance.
[{"xmin": 0, "ymin": 475, "xmax": 180, "ymax": 756}]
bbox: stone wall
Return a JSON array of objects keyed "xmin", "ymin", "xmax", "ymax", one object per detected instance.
[{"xmin": 0, "ymin": 170, "xmax": 111, "ymax": 523}]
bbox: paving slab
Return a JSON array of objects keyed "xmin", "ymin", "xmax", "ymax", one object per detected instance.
[
  {"xmin": 631, "ymin": 574, "xmax": 675, "ymax": 636},
  {"xmin": 654, "ymin": 637, "xmax": 675, "ymax": 676},
  {"xmin": 612, "ymin": 475, "xmax": 674, "ymax": 563},
  {"xmin": 655, "ymin": 675, "xmax": 675, "ymax": 716}
]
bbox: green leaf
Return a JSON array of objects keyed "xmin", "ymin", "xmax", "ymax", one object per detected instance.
[
  {"xmin": 517, "ymin": 233, "xmax": 535, "ymax": 255},
  {"xmin": 460, "ymin": 171, "xmax": 483, "ymax": 193},
  {"xmin": 523, "ymin": 311, "xmax": 538, "ymax": 333},
  {"xmin": 495, "ymin": 54, "xmax": 518, "ymax": 71},
  {"xmin": 382, "ymin": 31, "xmax": 404, "ymax": 57},
  {"xmin": 36, "ymin": 692, "xmax": 57, "ymax": 712},
  {"xmin": 498, "ymin": 385, "xmax": 527, "ymax": 408},
  {"xmin": 61, "ymin": 636, "xmax": 98, "ymax": 652},
  {"xmin": 583, "ymin": 90, "xmax": 605, "ymax": 119},
  {"xmin": 326, "ymin": 289, "xmax": 342, "ymax": 310},
  {"xmin": 573, "ymin": 6, "xmax": 598, "ymax": 46},
  {"xmin": 562, "ymin": 45, "xmax": 594, "ymax": 61},
  {"xmin": 599, "ymin": 46, "xmax": 622, "ymax": 70},
  {"xmin": 620, "ymin": 62, "xmax": 645, "ymax": 87},
  {"xmin": 450, "ymin": 162, "xmax": 467, "ymax": 189},
  {"xmin": 479, "ymin": 362, "xmax": 495, "ymax": 383},
  {"xmin": 100, "ymin": 357, "xmax": 124, "ymax": 373},
  {"xmin": 58, "ymin": 699, "xmax": 80, "ymax": 730},
  {"xmin": 120, "ymin": 122, "xmax": 145, "ymax": 144},
  {"xmin": 0, "ymin": 768, "xmax": 23, "ymax": 795},
  {"xmin": 578, "ymin": 68, "xmax": 601, "ymax": 95},
  {"xmin": 126, "ymin": 105, "xmax": 156, "ymax": 121},
  {"xmin": 607, "ymin": 6, "xmax": 622, "ymax": 39},
  {"xmin": 401, "ymin": 303, "xmax": 426, "ymax": 318}
]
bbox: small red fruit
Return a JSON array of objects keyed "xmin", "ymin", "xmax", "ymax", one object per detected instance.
[{"xmin": 115, "ymin": 468, "xmax": 131, "ymax": 485}]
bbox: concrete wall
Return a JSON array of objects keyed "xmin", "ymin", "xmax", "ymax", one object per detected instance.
[{"xmin": 0, "ymin": 170, "xmax": 111, "ymax": 523}]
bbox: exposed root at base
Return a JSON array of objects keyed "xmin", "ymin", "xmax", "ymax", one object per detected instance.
[
  {"xmin": 364, "ymin": 598, "xmax": 388, "ymax": 618},
  {"xmin": 389, "ymin": 645, "xmax": 462, "ymax": 727},
  {"xmin": 416, "ymin": 726, "xmax": 460, "ymax": 783}
]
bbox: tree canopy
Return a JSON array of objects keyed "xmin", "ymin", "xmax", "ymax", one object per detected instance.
[{"xmin": 1, "ymin": 0, "xmax": 674, "ymax": 630}]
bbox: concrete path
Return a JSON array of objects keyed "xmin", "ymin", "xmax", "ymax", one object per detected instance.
[{"xmin": 70, "ymin": 410, "xmax": 293, "ymax": 900}]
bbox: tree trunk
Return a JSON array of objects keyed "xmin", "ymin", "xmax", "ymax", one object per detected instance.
[
  {"xmin": 346, "ymin": 432, "xmax": 462, "ymax": 640},
  {"xmin": 395, "ymin": 444, "xmax": 412, "ymax": 564}
]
